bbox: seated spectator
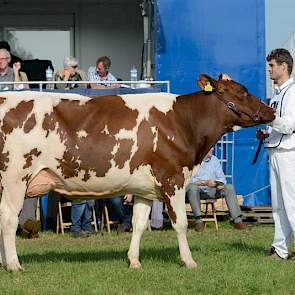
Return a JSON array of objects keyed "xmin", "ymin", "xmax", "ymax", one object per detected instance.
[
  {"xmin": 0, "ymin": 48, "xmax": 29, "ymax": 90},
  {"xmin": 108, "ymin": 195, "xmax": 132, "ymax": 233},
  {"xmin": 0, "ymin": 41, "xmax": 23, "ymax": 68},
  {"xmin": 88, "ymin": 56, "xmax": 120, "ymax": 89},
  {"xmin": 186, "ymin": 148, "xmax": 247, "ymax": 232},
  {"xmin": 55, "ymin": 56, "xmax": 87, "ymax": 89},
  {"xmin": 70, "ymin": 200, "xmax": 95, "ymax": 238}
]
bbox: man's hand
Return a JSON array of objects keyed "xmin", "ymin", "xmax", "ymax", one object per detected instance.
[
  {"xmin": 196, "ymin": 179, "xmax": 216, "ymax": 188},
  {"xmin": 123, "ymin": 194, "xmax": 133, "ymax": 205},
  {"xmin": 256, "ymin": 129, "xmax": 269, "ymax": 140},
  {"xmin": 13, "ymin": 62, "xmax": 21, "ymax": 73},
  {"xmin": 215, "ymin": 181, "xmax": 225, "ymax": 191}
]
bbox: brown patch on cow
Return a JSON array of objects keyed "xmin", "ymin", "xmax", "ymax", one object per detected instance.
[
  {"xmin": 0, "ymin": 97, "xmax": 6, "ymax": 105},
  {"xmin": 1, "ymin": 100, "xmax": 34, "ymax": 134},
  {"xmin": 163, "ymin": 194, "xmax": 177, "ymax": 224},
  {"xmin": 129, "ymin": 119, "xmax": 154, "ymax": 172},
  {"xmin": 22, "ymin": 173, "xmax": 32, "ymax": 183},
  {"xmin": 113, "ymin": 139, "xmax": 134, "ymax": 169},
  {"xmin": 23, "ymin": 114, "xmax": 36, "ymax": 133},
  {"xmin": 23, "ymin": 148, "xmax": 42, "ymax": 169},
  {"xmin": 83, "ymin": 171, "xmax": 90, "ymax": 182},
  {"xmin": 43, "ymin": 96, "xmax": 138, "ymax": 179},
  {"xmin": 42, "ymin": 113, "xmax": 57, "ymax": 137},
  {"xmin": 130, "ymin": 101, "xmax": 196, "ymax": 223},
  {"xmin": 0, "ymin": 133, "xmax": 9, "ymax": 172}
]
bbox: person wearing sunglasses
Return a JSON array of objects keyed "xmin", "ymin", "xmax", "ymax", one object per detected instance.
[{"xmin": 55, "ymin": 56, "xmax": 87, "ymax": 89}]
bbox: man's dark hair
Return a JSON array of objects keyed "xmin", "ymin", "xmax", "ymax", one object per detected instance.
[
  {"xmin": 267, "ymin": 48, "xmax": 293, "ymax": 75},
  {"xmin": 0, "ymin": 41, "xmax": 11, "ymax": 52},
  {"xmin": 96, "ymin": 56, "xmax": 111, "ymax": 71}
]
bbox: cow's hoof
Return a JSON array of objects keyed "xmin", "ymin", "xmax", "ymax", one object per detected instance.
[
  {"xmin": 5, "ymin": 262, "xmax": 22, "ymax": 272},
  {"xmin": 181, "ymin": 260, "xmax": 197, "ymax": 269},
  {"xmin": 129, "ymin": 260, "xmax": 142, "ymax": 269}
]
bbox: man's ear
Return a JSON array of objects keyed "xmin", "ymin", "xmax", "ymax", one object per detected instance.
[{"xmin": 197, "ymin": 74, "xmax": 216, "ymax": 92}]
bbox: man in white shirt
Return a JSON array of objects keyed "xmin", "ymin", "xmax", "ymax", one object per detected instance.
[
  {"xmin": 88, "ymin": 56, "xmax": 120, "ymax": 89},
  {"xmin": 258, "ymin": 48, "xmax": 295, "ymax": 260}
]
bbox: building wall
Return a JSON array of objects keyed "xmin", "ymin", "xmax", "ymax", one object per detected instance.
[{"xmin": 0, "ymin": 1, "xmax": 143, "ymax": 79}]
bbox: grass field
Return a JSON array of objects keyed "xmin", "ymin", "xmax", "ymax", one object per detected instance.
[{"xmin": 1, "ymin": 223, "xmax": 295, "ymax": 295}]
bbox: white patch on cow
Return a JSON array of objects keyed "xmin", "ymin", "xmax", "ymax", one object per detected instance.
[
  {"xmin": 191, "ymin": 165, "xmax": 200, "ymax": 180},
  {"xmin": 0, "ymin": 91, "xmax": 91, "ymax": 120},
  {"xmin": 151, "ymin": 126, "xmax": 158, "ymax": 152},
  {"xmin": 121, "ymin": 93, "xmax": 177, "ymax": 121},
  {"xmin": 101, "ymin": 125, "xmax": 110, "ymax": 135},
  {"xmin": 170, "ymin": 186, "xmax": 197, "ymax": 268},
  {"xmin": 111, "ymin": 143, "xmax": 120, "ymax": 156},
  {"xmin": 111, "ymin": 93, "xmax": 178, "ymax": 170},
  {"xmin": 232, "ymin": 125, "xmax": 242, "ymax": 131},
  {"xmin": 182, "ymin": 166, "xmax": 193, "ymax": 188},
  {"xmin": 77, "ymin": 130, "xmax": 88, "ymax": 139},
  {"xmin": 75, "ymin": 144, "xmax": 79, "ymax": 150}
]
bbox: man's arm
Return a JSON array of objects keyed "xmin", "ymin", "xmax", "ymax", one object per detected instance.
[{"xmin": 271, "ymin": 87, "xmax": 295, "ymax": 134}]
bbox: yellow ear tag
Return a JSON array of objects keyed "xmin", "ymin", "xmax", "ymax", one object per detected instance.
[{"xmin": 204, "ymin": 82, "xmax": 213, "ymax": 92}]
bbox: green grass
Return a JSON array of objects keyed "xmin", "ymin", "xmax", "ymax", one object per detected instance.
[{"xmin": 1, "ymin": 223, "xmax": 295, "ymax": 295}]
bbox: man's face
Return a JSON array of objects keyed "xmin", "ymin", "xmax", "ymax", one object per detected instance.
[
  {"xmin": 268, "ymin": 59, "xmax": 286, "ymax": 82},
  {"xmin": 0, "ymin": 52, "xmax": 10, "ymax": 71},
  {"xmin": 96, "ymin": 62, "xmax": 107, "ymax": 78}
]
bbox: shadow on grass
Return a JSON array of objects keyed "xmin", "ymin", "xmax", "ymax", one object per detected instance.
[
  {"xmin": 222, "ymin": 241, "xmax": 267, "ymax": 254},
  {"xmin": 20, "ymin": 246, "xmax": 186, "ymax": 265}
]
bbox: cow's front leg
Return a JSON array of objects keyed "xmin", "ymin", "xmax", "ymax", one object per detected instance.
[
  {"xmin": 128, "ymin": 196, "xmax": 152, "ymax": 268},
  {"xmin": 0, "ymin": 186, "xmax": 26, "ymax": 272},
  {"xmin": 167, "ymin": 188, "xmax": 197, "ymax": 269}
]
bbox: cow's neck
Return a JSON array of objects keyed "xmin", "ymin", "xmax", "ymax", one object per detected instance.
[{"xmin": 189, "ymin": 92, "xmax": 229, "ymax": 165}]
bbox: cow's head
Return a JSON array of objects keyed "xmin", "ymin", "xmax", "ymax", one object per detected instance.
[{"xmin": 197, "ymin": 74, "xmax": 275, "ymax": 128}]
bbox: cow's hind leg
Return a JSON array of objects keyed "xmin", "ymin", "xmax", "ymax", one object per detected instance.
[
  {"xmin": 0, "ymin": 186, "xmax": 26, "ymax": 272},
  {"xmin": 168, "ymin": 189, "xmax": 197, "ymax": 268},
  {"xmin": 128, "ymin": 196, "xmax": 152, "ymax": 268}
]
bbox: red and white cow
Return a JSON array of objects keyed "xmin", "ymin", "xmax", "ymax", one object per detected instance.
[{"xmin": 0, "ymin": 74, "xmax": 274, "ymax": 271}]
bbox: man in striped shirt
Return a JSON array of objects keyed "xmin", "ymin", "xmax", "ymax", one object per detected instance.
[{"xmin": 88, "ymin": 56, "xmax": 120, "ymax": 89}]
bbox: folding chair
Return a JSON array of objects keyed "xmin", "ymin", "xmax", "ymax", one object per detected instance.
[{"xmin": 56, "ymin": 201, "xmax": 97, "ymax": 234}]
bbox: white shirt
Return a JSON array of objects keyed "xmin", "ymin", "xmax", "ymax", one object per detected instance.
[
  {"xmin": 264, "ymin": 77, "xmax": 295, "ymax": 149},
  {"xmin": 87, "ymin": 66, "xmax": 117, "ymax": 86}
]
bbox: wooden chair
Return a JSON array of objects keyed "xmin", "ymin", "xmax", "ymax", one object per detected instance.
[
  {"xmin": 56, "ymin": 201, "xmax": 98, "ymax": 234},
  {"xmin": 201, "ymin": 199, "xmax": 218, "ymax": 231},
  {"xmin": 100, "ymin": 201, "xmax": 119, "ymax": 234}
]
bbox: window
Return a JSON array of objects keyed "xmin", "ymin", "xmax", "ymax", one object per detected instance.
[{"xmin": 6, "ymin": 29, "xmax": 72, "ymax": 70}]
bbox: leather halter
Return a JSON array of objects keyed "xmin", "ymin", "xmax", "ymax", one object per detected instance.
[{"xmin": 212, "ymin": 92, "xmax": 261, "ymax": 123}]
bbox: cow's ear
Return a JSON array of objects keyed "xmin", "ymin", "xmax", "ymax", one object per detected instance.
[
  {"xmin": 197, "ymin": 74, "xmax": 216, "ymax": 92},
  {"xmin": 216, "ymin": 73, "xmax": 231, "ymax": 94}
]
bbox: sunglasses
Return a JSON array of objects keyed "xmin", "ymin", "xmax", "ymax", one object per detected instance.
[{"xmin": 72, "ymin": 65, "xmax": 78, "ymax": 69}]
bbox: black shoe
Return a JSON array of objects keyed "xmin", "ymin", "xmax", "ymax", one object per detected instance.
[
  {"xmin": 233, "ymin": 222, "xmax": 248, "ymax": 230},
  {"xmin": 71, "ymin": 231, "xmax": 89, "ymax": 238},
  {"xmin": 20, "ymin": 219, "xmax": 41, "ymax": 239},
  {"xmin": 195, "ymin": 222, "xmax": 204, "ymax": 232},
  {"xmin": 117, "ymin": 224, "xmax": 131, "ymax": 233}
]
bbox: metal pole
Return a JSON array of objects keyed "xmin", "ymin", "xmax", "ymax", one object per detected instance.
[{"xmin": 146, "ymin": 0, "xmax": 153, "ymax": 80}]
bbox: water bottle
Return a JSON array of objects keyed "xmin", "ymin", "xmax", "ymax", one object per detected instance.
[
  {"xmin": 45, "ymin": 66, "xmax": 54, "ymax": 90},
  {"xmin": 130, "ymin": 65, "xmax": 138, "ymax": 89}
]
